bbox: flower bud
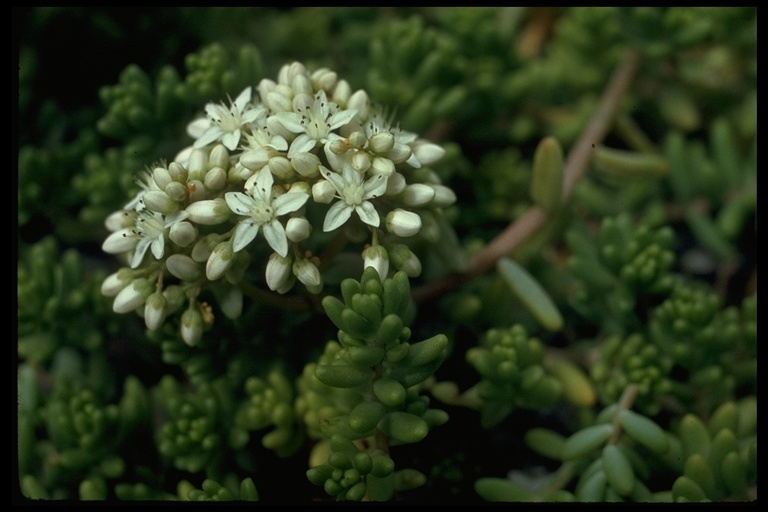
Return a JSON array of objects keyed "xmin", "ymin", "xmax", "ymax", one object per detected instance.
[
  {"xmin": 241, "ymin": 148, "xmax": 270, "ymax": 171},
  {"xmin": 204, "ymin": 167, "xmax": 227, "ymax": 191},
  {"xmin": 186, "ymin": 198, "xmax": 230, "ymax": 225},
  {"xmin": 180, "ymin": 307, "xmax": 203, "ymax": 347},
  {"xmin": 166, "ymin": 254, "xmax": 203, "ymax": 280},
  {"xmin": 162, "ymin": 284, "xmax": 186, "ymax": 313},
  {"xmin": 142, "ymin": 191, "xmax": 178, "ymax": 215},
  {"xmin": 191, "ymin": 233, "xmax": 221, "ymax": 262},
  {"xmin": 388, "ymin": 143, "xmax": 412, "ymax": 164},
  {"xmin": 348, "ymin": 131, "xmax": 367, "ymax": 149},
  {"xmin": 385, "ymin": 173, "xmax": 407, "ymax": 196},
  {"xmin": 209, "ymin": 144, "xmax": 230, "ymax": 170},
  {"xmin": 431, "ymin": 184, "xmax": 457, "ymax": 207},
  {"xmin": 152, "ymin": 167, "xmax": 173, "ymax": 190},
  {"xmin": 411, "ymin": 140, "xmax": 445, "ymax": 166},
  {"xmin": 101, "ymin": 269, "xmax": 134, "ymax": 296},
  {"xmin": 286, "ymin": 217, "xmax": 312, "ymax": 242},
  {"xmin": 291, "ymin": 73, "xmax": 313, "ymax": 96},
  {"xmin": 386, "ymin": 209, "xmax": 422, "ymax": 237},
  {"xmin": 144, "ymin": 291, "xmax": 167, "ymax": 331},
  {"xmin": 363, "ymin": 245, "xmax": 389, "ymax": 280},
  {"xmin": 311, "ymin": 67, "xmax": 337, "ymax": 92},
  {"xmin": 267, "ymin": 90, "xmax": 293, "ymax": 113},
  {"xmin": 312, "ymin": 179, "xmax": 336, "ymax": 204},
  {"xmin": 351, "ymin": 151, "xmax": 371, "ymax": 173},
  {"xmin": 371, "ymin": 156, "xmax": 395, "ymax": 177},
  {"xmin": 292, "ymin": 152, "xmax": 321, "ymax": 178},
  {"xmin": 401, "ymin": 184, "xmax": 435, "ymax": 207},
  {"xmin": 333, "ymin": 79, "xmax": 352, "ymax": 107},
  {"xmin": 206, "ymin": 241, "xmax": 235, "ymax": 281},
  {"xmin": 112, "ymin": 278, "xmax": 152, "ymax": 314},
  {"xmin": 169, "ymin": 220, "xmax": 198, "ymax": 247},
  {"xmin": 268, "ymin": 156, "xmax": 294, "ymax": 180},
  {"xmin": 328, "ymin": 138, "xmax": 349, "ymax": 155},
  {"xmin": 369, "ymin": 132, "xmax": 395, "ymax": 154},
  {"xmin": 348, "ymin": 90, "xmax": 370, "ymax": 121},
  {"xmin": 164, "ymin": 181, "xmax": 187, "ymax": 202},
  {"xmin": 265, "ymin": 252, "xmax": 293, "ymax": 291},
  {"xmin": 389, "ymin": 243, "xmax": 422, "ymax": 277},
  {"xmin": 187, "ymin": 180, "xmax": 207, "ymax": 202},
  {"xmin": 168, "ymin": 161, "xmax": 190, "ymax": 183},
  {"xmin": 293, "ymin": 258, "xmax": 322, "ymax": 288}
]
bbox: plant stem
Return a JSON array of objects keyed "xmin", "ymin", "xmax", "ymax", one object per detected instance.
[{"xmin": 412, "ymin": 47, "xmax": 643, "ymax": 304}]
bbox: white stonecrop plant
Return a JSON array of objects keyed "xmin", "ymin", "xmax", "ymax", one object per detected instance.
[{"xmin": 101, "ymin": 61, "xmax": 452, "ymax": 346}]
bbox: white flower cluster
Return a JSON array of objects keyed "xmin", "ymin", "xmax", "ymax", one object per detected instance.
[{"xmin": 100, "ymin": 61, "xmax": 454, "ymax": 345}]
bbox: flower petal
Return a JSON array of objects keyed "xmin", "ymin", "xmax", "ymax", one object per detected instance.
[
  {"xmin": 323, "ymin": 201, "xmax": 352, "ymax": 232},
  {"xmin": 273, "ymin": 191, "xmax": 309, "ymax": 216},
  {"xmin": 131, "ymin": 239, "xmax": 152, "ymax": 268},
  {"xmin": 262, "ymin": 220, "xmax": 289, "ymax": 257},
  {"xmin": 150, "ymin": 236, "xmax": 165, "ymax": 260},
  {"xmin": 355, "ymin": 201, "xmax": 380, "ymax": 227},
  {"xmin": 194, "ymin": 126, "xmax": 224, "ymax": 148},
  {"xmin": 221, "ymin": 129, "xmax": 241, "ymax": 151},
  {"xmin": 287, "ymin": 134, "xmax": 317, "ymax": 158},
  {"xmin": 225, "ymin": 192, "xmax": 255, "ymax": 215},
  {"xmin": 232, "ymin": 220, "xmax": 259, "ymax": 252}
]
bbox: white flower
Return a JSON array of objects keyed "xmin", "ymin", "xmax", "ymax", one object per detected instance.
[
  {"xmin": 224, "ymin": 167, "xmax": 309, "ymax": 256},
  {"xmin": 385, "ymin": 209, "xmax": 422, "ymax": 238},
  {"xmin": 275, "ymin": 90, "xmax": 358, "ymax": 158},
  {"xmin": 319, "ymin": 164, "xmax": 388, "ymax": 232},
  {"xmin": 128, "ymin": 210, "xmax": 190, "ymax": 268},
  {"xmin": 192, "ymin": 87, "xmax": 266, "ymax": 151}
]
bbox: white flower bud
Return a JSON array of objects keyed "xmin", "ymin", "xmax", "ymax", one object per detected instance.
[
  {"xmin": 268, "ymin": 156, "xmax": 294, "ymax": 180},
  {"xmin": 187, "ymin": 180, "xmax": 207, "ymax": 202},
  {"xmin": 142, "ymin": 190, "xmax": 178, "ymax": 215},
  {"xmin": 101, "ymin": 269, "xmax": 134, "ymax": 296},
  {"xmin": 311, "ymin": 67, "xmax": 337, "ymax": 92},
  {"xmin": 348, "ymin": 131, "xmax": 367, "ymax": 149},
  {"xmin": 165, "ymin": 254, "xmax": 203, "ymax": 280},
  {"xmin": 102, "ymin": 228, "xmax": 138, "ymax": 254},
  {"xmin": 385, "ymin": 172, "xmax": 407, "ymax": 195},
  {"xmin": 363, "ymin": 245, "xmax": 389, "ymax": 281},
  {"xmin": 180, "ymin": 308, "xmax": 203, "ymax": 347},
  {"xmin": 144, "ymin": 291, "xmax": 167, "ymax": 331},
  {"xmin": 328, "ymin": 139, "xmax": 349, "ymax": 155},
  {"xmin": 402, "ymin": 183, "xmax": 436, "ymax": 207},
  {"xmin": 333, "ymin": 79, "xmax": 352, "ymax": 107},
  {"xmin": 389, "ymin": 243, "xmax": 422, "ymax": 277},
  {"xmin": 351, "ymin": 151, "xmax": 371, "ymax": 173},
  {"xmin": 265, "ymin": 252, "xmax": 293, "ymax": 291},
  {"xmin": 411, "ymin": 139, "xmax": 446, "ymax": 166},
  {"xmin": 164, "ymin": 181, "xmax": 187, "ymax": 202},
  {"xmin": 292, "ymin": 72, "xmax": 314, "ymax": 96},
  {"xmin": 191, "ymin": 234, "xmax": 221, "ymax": 262},
  {"xmin": 186, "ymin": 198, "xmax": 230, "ymax": 225},
  {"xmin": 387, "ymin": 143, "xmax": 412, "ymax": 164},
  {"xmin": 267, "ymin": 90, "xmax": 293, "ymax": 113},
  {"xmin": 285, "ymin": 217, "xmax": 312, "ymax": 242},
  {"xmin": 209, "ymin": 144, "xmax": 230, "ymax": 170},
  {"xmin": 386, "ymin": 209, "xmax": 422, "ymax": 238},
  {"xmin": 202, "ymin": 167, "xmax": 225, "ymax": 191},
  {"xmin": 289, "ymin": 181, "xmax": 312, "ymax": 197},
  {"xmin": 348, "ymin": 90, "xmax": 370, "ymax": 121},
  {"xmin": 168, "ymin": 161, "xmax": 190, "ymax": 183},
  {"xmin": 369, "ymin": 132, "xmax": 395, "ymax": 154},
  {"xmin": 240, "ymin": 148, "xmax": 270, "ymax": 171},
  {"xmin": 370, "ymin": 156, "xmax": 395, "ymax": 177},
  {"xmin": 291, "ymin": 152, "xmax": 321, "ymax": 178},
  {"xmin": 152, "ymin": 167, "xmax": 173, "ymax": 190},
  {"xmin": 312, "ymin": 179, "xmax": 336, "ymax": 204},
  {"xmin": 206, "ymin": 241, "xmax": 235, "ymax": 281},
  {"xmin": 112, "ymin": 278, "xmax": 152, "ymax": 314},
  {"xmin": 168, "ymin": 220, "xmax": 197, "ymax": 248},
  {"xmin": 257, "ymin": 78, "xmax": 276, "ymax": 105},
  {"xmin": 293, "ymin": 259, "xmax": 322, "ymax": 288},
  {"xmin": 431, "ymin": 184, "xmax": 457, "ymax": 207}
]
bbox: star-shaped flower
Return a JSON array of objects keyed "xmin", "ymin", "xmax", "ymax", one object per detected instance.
[
  {"xmin": 190, "ymin": 87, "xmax": 266, "ymax": 151},
  {"xmin": 319, "ymin": 164, "xmax": 388, "ymax": 232},
  {"xmin": 129, "ymin": 210, "xmax": 190, "ymax": 268},
  {"xmin": 224, "ymin": 167, "xmax": 309, "ymax": 256},
  {"xmin": 275, "ymin": 90, "xmax": 358, "ymax": 158}
]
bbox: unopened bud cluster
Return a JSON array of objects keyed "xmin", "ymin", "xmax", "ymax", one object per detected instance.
[{"xmin": 100, "ymin": 61, "xmax": 454, "ymax": 342}]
